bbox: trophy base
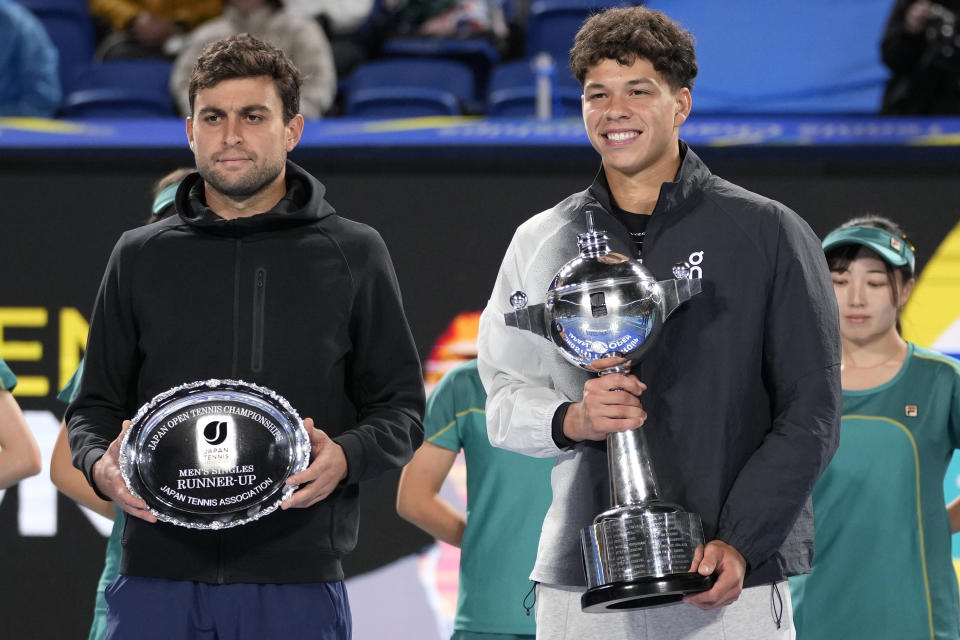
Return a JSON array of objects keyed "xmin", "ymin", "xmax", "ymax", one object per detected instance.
[{"xmin": 581, "ymin": 572, "xmax": 715, "ymax": 612}]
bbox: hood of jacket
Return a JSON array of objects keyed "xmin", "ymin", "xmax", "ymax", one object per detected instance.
[{"xmin": 173, "ymin": 160, "xmax": 336, "ymax": 236}]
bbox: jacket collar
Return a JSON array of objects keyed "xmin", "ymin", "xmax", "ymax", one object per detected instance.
[{"xmin": 587, "ymin": 140, "xmax": 711, "ymax": 218}]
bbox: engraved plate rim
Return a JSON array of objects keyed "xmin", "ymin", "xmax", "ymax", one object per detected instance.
[{"xmin": 119, "ymin": 378, "xmax": 310, "ymax": 530}]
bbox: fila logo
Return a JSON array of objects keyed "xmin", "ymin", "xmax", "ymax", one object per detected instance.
[
  {"xmin": 905, "ymin": 405, "xmax": 918, "ymax": 418},
  {"xmin": 203, "ymin": 420, "xmax": 229, "ymax": 445},
  {"xmin": 672, "ymin": 250, "xmax": 705, "ymax": 280},
  {"xmin": 890, "ymin": 236, "xmax": 902, "ymax": 251}
]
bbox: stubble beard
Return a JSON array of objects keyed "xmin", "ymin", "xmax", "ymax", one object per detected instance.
[{"xmin": 200, "ymin": 157, "xmax": 284, "ymax": 201}]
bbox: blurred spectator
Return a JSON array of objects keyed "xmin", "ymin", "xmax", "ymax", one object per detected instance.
[
  {"xmin": 881, "ymin": 0, "xmax": 960, "ymax": 113},
  {"xmin": 90, "ymin": 0, "xmax": 223, "ymax": 60},
  {"xmin": 284, "ymin": 0, "xmax": 375, "ymax": 76},
  {"xmin": 0, "ymin": 0, "xmax": 61, "ymax": 117},
  {"xmin": 503, "ymin": 0, "xmax": 532, "ymax": 59},
  {"xmin": 382, "ymin": 0, "xmax": 508, "ymax": 49},
  {"xmin": 284, "ymin": 0, "xmax": 373, "ymax": 31},
  {"xmin": 170, "ymin": 0, "xmax": 336, "ymax": 118}
]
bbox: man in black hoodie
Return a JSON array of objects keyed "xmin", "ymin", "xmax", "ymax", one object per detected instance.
[{"xmin": 66, "ymin": 34, "xmax": 425, "ymax": 640}]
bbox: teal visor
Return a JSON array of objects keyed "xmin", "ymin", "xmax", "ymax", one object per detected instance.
[
  {"xmin": 822, "ymin": 225, "xmax": 915, "ymax": 274},
  {"xmin": 151, "ymin": 182, "xmax": 180, "ymax": 216}
]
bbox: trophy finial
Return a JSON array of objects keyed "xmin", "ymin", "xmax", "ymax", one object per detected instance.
[
  {"xmin": 578, "ymin": 208, "xmax": 611, "ymax": 259},
  {"xmin": 509, "ymin": 290, "xmax": 529, "ymax": 310}
]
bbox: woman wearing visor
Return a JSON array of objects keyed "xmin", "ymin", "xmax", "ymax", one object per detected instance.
[{"xmin": 790, "ymin": 215, "xmax": 960, "ymax": 640}]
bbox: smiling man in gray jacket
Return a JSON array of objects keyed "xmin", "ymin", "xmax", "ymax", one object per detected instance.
[{"xmin": 478, "ymin": 7, "xmax": 841, "ymax": 639}]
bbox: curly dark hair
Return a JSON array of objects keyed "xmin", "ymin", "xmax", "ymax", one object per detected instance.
[
  {"xmin": 188, "ymin": 33, "xmax": 302, "ymax": 123},
  {"xmin": 569, "ymin": 6, "xmax": 698, "ymax": 91}
]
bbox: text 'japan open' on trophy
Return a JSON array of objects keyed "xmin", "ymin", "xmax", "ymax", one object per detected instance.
[
  {"xmin": 119, "ymin": 379, "xmax": 310, "ymax": 530},
  {"xmin": 504, "ymin": 211, "xmax": 714, "ymax": 611}
]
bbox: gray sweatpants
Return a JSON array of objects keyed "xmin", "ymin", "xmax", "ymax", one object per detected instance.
[{"xmin": 535, "ymin": 582, "xmax": 794, "ymax": 640}]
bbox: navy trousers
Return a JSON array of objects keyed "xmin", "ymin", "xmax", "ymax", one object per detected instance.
[{"xmin": 103, "ymin": 575, "xmax": 351, "ymax": 640}]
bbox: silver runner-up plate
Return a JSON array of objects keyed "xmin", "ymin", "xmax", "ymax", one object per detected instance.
[{"xmin": 119, "ymin": 379, "xmax": 310, "ymax": 530}]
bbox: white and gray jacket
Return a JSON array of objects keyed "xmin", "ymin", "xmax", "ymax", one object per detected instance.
[{"xmin": 478, "ymin": 143, "xmax": 842, "ymax": 588}]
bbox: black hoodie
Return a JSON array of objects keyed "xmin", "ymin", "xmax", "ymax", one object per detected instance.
[{"xmin": 66, "ymin": 162, "xmax": 425, "ymax": 583}]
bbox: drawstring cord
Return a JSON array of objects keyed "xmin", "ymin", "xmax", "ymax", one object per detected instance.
[
  {"xmin": 771, "ymin": 582, "xmax": 783, "ymax": 629},
  {"xmin": 523, "ymin": 581, "xmax": 537, "ymax": 617}
]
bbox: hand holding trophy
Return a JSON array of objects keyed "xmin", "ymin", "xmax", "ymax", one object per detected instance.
[{"xmin": 504, "ymin": 211, "xmax": 713, "ymax": 611}]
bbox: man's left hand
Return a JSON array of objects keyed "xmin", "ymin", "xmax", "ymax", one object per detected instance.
[
  {"xmin": 683, "ymin": 540, "xmax": 746, "ymax": 610},
  {"xmin": 281, "ymin": 418, "xmax": 347, "ymax": 510}
]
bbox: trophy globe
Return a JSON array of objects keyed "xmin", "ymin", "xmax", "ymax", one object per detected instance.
[{"xmin": 504, "ymin": 210, "xmax": 714, "ymax": 611}]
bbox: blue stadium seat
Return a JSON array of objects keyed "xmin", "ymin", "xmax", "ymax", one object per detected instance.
[
  {"xmin": 345, "ymin": 88, "xmax": 461, "ymax": 117},
  {"xmin": 59, "ymin": 88, "xmax": 176, "ymax": 118},
  {"xmin": 344, "ymin": 59, "xmax": 476, "ymax": 117},
  {"xmin": 487, "ymin": 60, "xmax": 582, "ymax": 117},
  {"xmin": 17, "ymin": 0, "xmax": 96, "ymax": 94},
  {"xmin": 380, "ymin": 37, "xmax": 500, "ymax": 102},
  {"xmin": 525, "ymin": 0, "xmax": 628, "ymax": 66},
  {"xmin": 70, "ymin": 60, "xmax": 173, "ymax": 95},
  {"xmin": 60, "ymin": 60, "xmax": 176, "ymax": 118},
  {"xmin": 12, "ymin": 0, "xmax": 84, "ymax": 8}
]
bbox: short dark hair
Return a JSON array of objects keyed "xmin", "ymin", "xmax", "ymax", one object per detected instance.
[
  {"xmin": 569, "ymin": 6, "xmax": 698, "ymax": 91},
  {"xmin": 188, "ymin": 33, "xmax": 302, "ymax": 122},
  {"xmin": 825, "ymin": 214, "xmax": 916, "ymax": 334}
]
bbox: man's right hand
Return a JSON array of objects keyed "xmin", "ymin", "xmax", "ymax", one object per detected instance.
[
  {"xmin": 91, "ymin": 420, "xmax": 157, "ymax": 523},
  {"xmin": 563, "ymin": 369, "xmax": 647, "ymax": 442}
]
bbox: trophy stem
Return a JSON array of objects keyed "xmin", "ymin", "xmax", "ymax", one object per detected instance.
[
  {"xmin": 607, "ymin": 428, "xmax": 660, "ymax": 506},
  {"xmin": 597, "ymin": 366, "xmax": 660, "ymax": 507}
]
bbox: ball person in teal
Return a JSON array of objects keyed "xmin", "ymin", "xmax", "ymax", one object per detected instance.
[{"xmin": 790, "ymin": 215, "xmax": 960, "ymax": 640}]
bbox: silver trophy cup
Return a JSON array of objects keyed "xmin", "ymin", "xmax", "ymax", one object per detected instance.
[{"xmin": 504, "ymin": 211, "xmax": 713, "ymax": 611}]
